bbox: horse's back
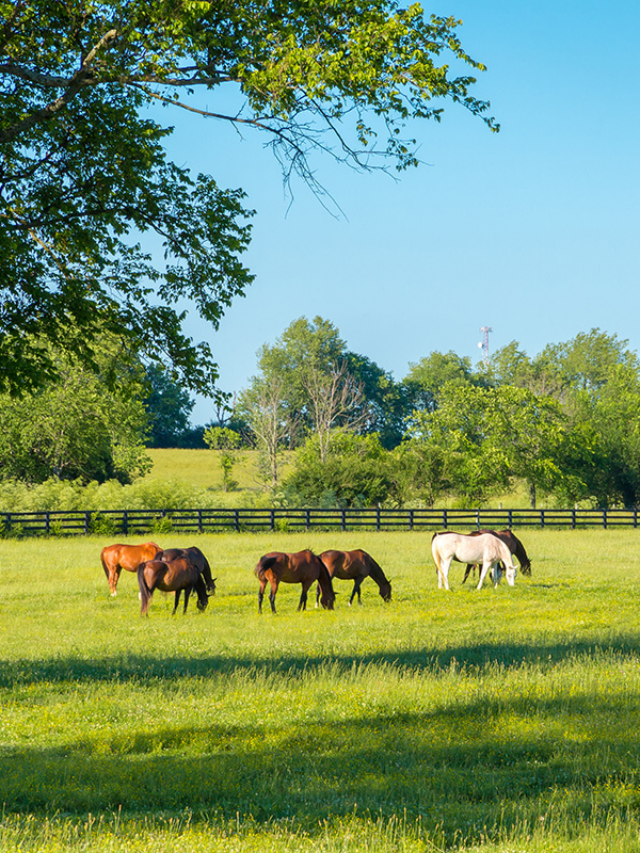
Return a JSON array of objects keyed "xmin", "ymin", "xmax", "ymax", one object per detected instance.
[
  {"xmin": 103, "ymin": 541, "xmax": 160, "ymax": 570},
  {"xmin": 433, "ymin": 531, "xmax": 505, "ymax": 563}
]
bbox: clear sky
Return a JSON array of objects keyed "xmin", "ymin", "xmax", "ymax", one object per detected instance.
[{"xmin": 158, "ymin": 0, "xmax": 640, "ymax": 425}]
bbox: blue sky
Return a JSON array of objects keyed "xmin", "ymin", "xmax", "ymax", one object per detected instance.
[{"xmin": 159, "ymin": 1, "xmax": 640, "ymax": 424}]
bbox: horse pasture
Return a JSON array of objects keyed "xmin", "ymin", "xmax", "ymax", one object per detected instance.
[{"xmin": 1, "ymin": 529, "xmax": 639, "ymax": 852}]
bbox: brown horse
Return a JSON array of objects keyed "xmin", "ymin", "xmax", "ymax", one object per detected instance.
[
  {"xmin": 318, "ymin": 549, "xmax": 392, "ymax": 606},
  {"xmin": 156, "ymin": 547, "xmax": 217, "ymax": 597},
  {"xmin": 462, "ymin": 529, "xmax": 532, "ymax": 584},
  {"xmin": 254, "ymin": 549, "xmax": 336, "ymax": 613},
  {"xmin": 137, "ymin": 555, "xmax": 211, "ymax": 616},
  {"xmin": 101, "ymin": 541, "xmax": 161, "ymax": 596}
]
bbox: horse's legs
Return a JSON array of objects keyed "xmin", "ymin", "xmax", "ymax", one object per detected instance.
[
  {"xmin": 315, "ymin": 582, "xmax": 321, "ymax": 608},
  {"xmin": 350, "ymin": 578, "xmax": 364, "ymax": 606},
  {"xmin": 437, "ymin": 557, "xmax": 451, "ymax": 590},
  {"xmin": 110, "ymin": 566, "xmax": 121, "ymax": 596},
  {"xmin": 258, "ymin": 578, "xmax": 267, "ymax": 613},
  {"xmin": 462, "ymin": 564, "xmax": 475, "ymax": 585},
  {"xmin": 269, "ymin": 578, "xmax": 278, "ymax": 613},
  {"xmin": 172, "ymin": 589, "xmax": 181, "ymax": 615},
  {"xmin": 298, "ymin": 579, "xmax": 313, "ymax": 612},
  {"xmin": 182, "ymin": 586, "xmax": 192, "ymax": 614},
  {"xmin": 477, "ymin": 560, "xmax": 493, "ymax": 590}
]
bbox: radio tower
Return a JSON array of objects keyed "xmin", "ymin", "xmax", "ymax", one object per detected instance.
[{"xmin": 478, "ymin": 326, "xmax": 492, "ymax": 366}]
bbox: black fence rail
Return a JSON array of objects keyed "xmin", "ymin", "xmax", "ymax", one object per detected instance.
[{"xmin": 1, "ymin": 506, "xmax": 639, "ymax": 537}]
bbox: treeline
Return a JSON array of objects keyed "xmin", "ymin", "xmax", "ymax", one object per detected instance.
[{"xmin": 2, "ymin": 319, "xmax": 640, "ymax": 509}]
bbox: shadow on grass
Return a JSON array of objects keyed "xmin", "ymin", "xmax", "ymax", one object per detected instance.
[
  {"xmin": 1, "ymin": 687, "xmax": 638, "ymax": 841},
  {"xmin": 2, "ymin": 633, "xmax": 640, "ymax": 687}
]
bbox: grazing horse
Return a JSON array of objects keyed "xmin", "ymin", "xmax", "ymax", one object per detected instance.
[
  {"xmin": 431, "ymin": 531, "xmax": 517, "ymax": 591},
  {"xmin": 137, "ymin": 555, "xmax": 211, "ymax": 616},
  {"xmin": 101, "ymin": 541, "xmax": 161, "ymax": 596},
  {"xmin": 254, "ymin": 550, "xmax": 336, "ymax": 613},
  {"xmin": 462, "ymin": 529, "xmax": 532, "ymax": 584},
  {"xmin": 318, "ymin": 549, "xmax": 392, "ymax": 606},
  {"xmin": 156, "ymin": 546, "xmax": 217, "ymax": 596}
]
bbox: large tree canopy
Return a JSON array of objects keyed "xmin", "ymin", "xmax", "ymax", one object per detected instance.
[{"xmin": 1, "ymin": 0, "xmax": 496, "ymax": 398}]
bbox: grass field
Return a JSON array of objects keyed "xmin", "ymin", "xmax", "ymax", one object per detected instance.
[{"xmin": 1, "ymin": 529, "xmax": 640, "ymax": 851}]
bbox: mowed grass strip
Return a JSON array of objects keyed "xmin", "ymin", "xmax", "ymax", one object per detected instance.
[{"xmin": 0, "ymin": 530, "xmax": 639, "ymax": 852}]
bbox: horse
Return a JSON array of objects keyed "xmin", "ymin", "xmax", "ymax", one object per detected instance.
[
  {"xmin": 100, "ymin": 541, "xmax": 161, "ymax": 596},
  {"xmin": 254, "ymin": 550, "xmax": 336, "ymax": 613},
  {"xmin": 318, "ymin": 549, "xmax": 392, "ymax": 606},
  {"xmin": 155, "ymin": 546, "xmax": 217, "ymax": 596},
  {"xmin": 462, "ymin": 529, "xmax": 532, "ymax": 584},
  {"xmin": 431, "ymin": 531, "xmax": 517, "ymax": 590},
  {"xmin": 137, "ymin": 555, "xmax": 211, "ymax": 616}
]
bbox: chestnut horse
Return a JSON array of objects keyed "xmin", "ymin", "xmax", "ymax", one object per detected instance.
[
  {"xmin": 156, "ymin": 546, "xmax": 217, "ymax": 597},
  {"xmin": 462, "ymin": 529, "xmax": 532, "ymax": 584},
  {"xmin": 318, "ymin": 549, "xmax": 391, "ymax": 606},
  {"xmin": 137, "ymin": 555, "xmax": 211, "ymax": 616},
  {"xmin": 254, "ymin": 549, "xmax": 335, "ymax": 613},
  {"xmin": 101, "ymin": 541, "xmax": 161, "ymax": 596}
]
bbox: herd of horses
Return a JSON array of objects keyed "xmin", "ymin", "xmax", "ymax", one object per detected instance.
[{"xmin": 100, "ymin": 529, "xmax": 532, "ymax": 617}]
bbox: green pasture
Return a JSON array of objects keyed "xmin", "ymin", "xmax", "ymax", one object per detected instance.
[{"xmin": 1, "ymin": 530, "xmax": 640, "ymax": 852}]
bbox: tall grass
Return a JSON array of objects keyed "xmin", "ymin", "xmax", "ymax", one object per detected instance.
[{"xmin": 1, "ymin": 530, "xmax": 639, "ymax": 851}]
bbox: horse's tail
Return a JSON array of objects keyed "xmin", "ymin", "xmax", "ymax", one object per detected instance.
[
  {"xmin": 254, "ymin": 555, "xmax": 278, "ymax": 578},
  {"xmin": 431, "ymin": 534, "xmax": 443, "ymax": 574},
  {"xmin": 137, "ymin": 563, "xmax": 151, "ymax": 616},
  {"xmin": 100, "ymin": 549, "xmax": 110, "ymax": 581}
]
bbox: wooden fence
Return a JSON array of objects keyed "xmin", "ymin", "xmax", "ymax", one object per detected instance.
[{"xmin": 1, "ymin": 506, "xmax": 639, "ymax": 537}]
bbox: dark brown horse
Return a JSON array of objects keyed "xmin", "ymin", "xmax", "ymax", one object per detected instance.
[
  {"xmin": 254, "ymin": 550, "xmax": 336, "ymax": 613},
  {"xmin": 462, "ymin": 529, "xmax": 532, "ymax": 584},
  {"xmin": 156, "ymin": 546, "xmax": 217, "ymax": 597},
  {"xmin": 318, "ymin": 549, "xmax": 392, "ymax": 605},
  {"xmin": 137, "ymin": 555, "xmax": 211, "ymax": 616},
  {"xmin": 101, "ymin": 541, "xmax": 161, "ymax": 596}
]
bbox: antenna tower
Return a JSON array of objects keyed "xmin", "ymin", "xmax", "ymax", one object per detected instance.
[{"xmin": 478, "ymin": 326, "xmax": 492, "ymax": 366}]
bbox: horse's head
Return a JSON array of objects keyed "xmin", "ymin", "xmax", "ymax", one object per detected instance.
[
  {"xmin": 379, "ymin": 581, "xmax": 392, "ymax": 602},
  {"xmin": 207, "ymin": 577, "xmax": 217, "ymax": 596},
  {"xmin": 319, "ymin": 588, "xmax": 336, "ymax": 610},
  {"xmin": 505, "ymin": 563, "xmax": 517, "ymax": 587}
]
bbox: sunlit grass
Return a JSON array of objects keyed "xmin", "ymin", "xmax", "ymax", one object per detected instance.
[{"xmin": 1, "ymin": 530, "xmax": 640, "ymax": 851}]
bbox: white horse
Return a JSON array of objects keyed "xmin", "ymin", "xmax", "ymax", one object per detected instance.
[{"xmin": 431, "ymin": 531, "xmax": 517, "ymax": 590}]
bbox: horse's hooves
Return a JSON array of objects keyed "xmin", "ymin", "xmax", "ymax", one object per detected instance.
[{"xmin": 111, "ymin": 592, "xmax": 117, "ymax": 597}]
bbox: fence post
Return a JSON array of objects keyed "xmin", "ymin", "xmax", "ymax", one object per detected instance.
[
  {"xmin": 123, "ymin": 510, "xmax": 128, "ymax": 535},
  {"xmin": 603, "ymin": 509, "xmax": 607, "ymax": 529},
  {"xmin": 84, "ymin": 512, "xmax": 90, "ymax": 535},
  {"xmin": 409, "ymin": 509, "xmax": 414, "ymax": 531},
  {"xmin": 234, "ymin": 509, "xmax": 240, "ymax": 532},
  {"xmin": 376, "ymin": 505, "xmax": 381, "ymax": 532},
  {"xmin": 45, "ymin": 512, "xmax": 50, "ymax": 536},
  {"xmin": 443, "ymin": 509, "xmax": 447, "ymax": 529},
  {"xmin": 572, "ymin": 507, "xmax": 576, "ymax": 530},
  {"xmin": 508, "ymin": 509, "xmax": 513, "ymax": 529},
  {"xmin": 634, "ymin": 507, "xmax": 638, "ymax": 529},
  {"xmin": 305, "ymin": 508, "xmax": 310, "ymax": 530},
  {"xmin": 341, "ymin": 509, "xmax": 346, "ymax": 531},
  {"xmin": 270, "ymin": 508, "xmax": 275, "ymax": 532},
  {"xmin": 540, "ymin": 509, "xmax": 545, "ymax": 529}
]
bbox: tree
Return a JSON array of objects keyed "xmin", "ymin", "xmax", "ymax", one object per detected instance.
[
  {"xmin": 241, "ymin": 374, "xmax": 291, "ymax": 490},
  {"xmin": 403, "ymin": 351, "xmax": 478, "ymax": 413},
  {"xmin": 203, "ymin": 425, "xmax": 243, "ymax": 491},
  {"xmin": 0, "ymin": 337, "xmax": 151, "ymax": 484},
  {"xmin": 2, "ymin": 1, "xmax": 496, "ymax": 397},
  {"xmin": 144, "ymin": 364, "xmax": 196, "ymax": 448},
  {"xmin": 285, "ymin": 431, "xmax": 391, "ymax": 507}
]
